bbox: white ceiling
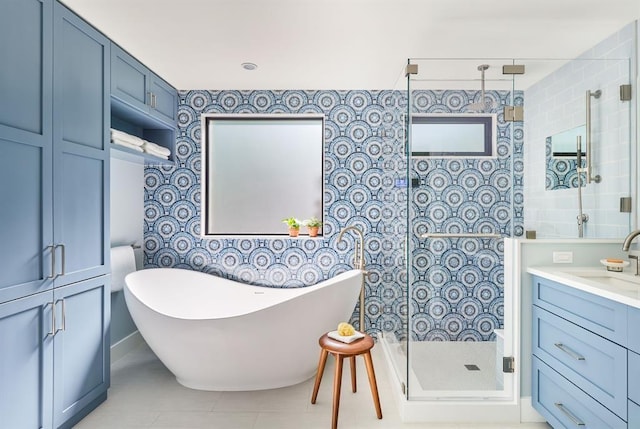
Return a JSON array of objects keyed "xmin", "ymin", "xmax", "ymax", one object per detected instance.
[{"xmin": 62, "ymin": 0, "xmax": 640, "ymax": 90}]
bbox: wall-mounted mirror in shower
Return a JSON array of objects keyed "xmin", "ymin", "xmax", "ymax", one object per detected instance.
[{"xmin": 545, "ymin": 125, "xmax": 586, "ymax": 190}]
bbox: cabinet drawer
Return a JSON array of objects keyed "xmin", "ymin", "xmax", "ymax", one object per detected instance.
[
  {"xmin": 532, "ymin": 275, "xmax": 628, "ymax": 345},
  {"xmin": 532, "ymin": 357, "xmax": 626, "ymax": 429},
  {"xmin": 533, "ymin": 306, "xmax": 627, "ymax": 418},
  {"xmin": 630, "ymin": 351, "xmax": 640, "ymax": 405}
]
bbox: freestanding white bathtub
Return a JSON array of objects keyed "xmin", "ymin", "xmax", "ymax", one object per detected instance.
[{"xmin": 124, "ymin": 268, "xmax": 364, "ymax": 391}]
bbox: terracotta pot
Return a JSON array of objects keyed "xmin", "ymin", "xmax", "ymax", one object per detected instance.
[
  {"xmin": 307, "ymin": 226, "xmax": 319, "ymax": 237},
  {"xmin": 289, "ymin": 227, "xmax": 300, "ymax": 237}
]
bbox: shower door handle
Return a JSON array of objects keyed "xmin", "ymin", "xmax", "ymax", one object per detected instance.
[
  {"xmin": 585, "ymin": 89, "xmax": 602, "ymax": 184},
  {"xmin": 420, "ymin": 233, "xmax": 501, "ymax": 239}
]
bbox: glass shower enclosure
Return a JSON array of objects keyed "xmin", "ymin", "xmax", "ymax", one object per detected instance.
[
  {"xmin": 402, "ymin": 59, "xmax": 519, "ymax": 401},
  {"xmin": 380, "ymin": 53, "xmax": 633, "ymax": 408}
]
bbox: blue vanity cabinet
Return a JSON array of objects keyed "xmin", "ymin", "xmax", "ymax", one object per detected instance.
[
  {"xmin": 531, "ymin": 275, "xmax": 640, "ymax": 428},
  {"xmin": 52, "ymin": 276, "xmax": 110, "ymax": 429},
  {"xmin": 0, "ymin": 0, "xmax": 55, "ymax": 304},
  {"xmin": 0, "ymin": 291, "xmax": 54, "ymax": 429},
  {"xmin": 111, "ymin": 43, "xmax": 177, "ymax": 125}
]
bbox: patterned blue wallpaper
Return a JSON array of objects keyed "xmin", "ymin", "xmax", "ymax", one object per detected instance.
[{"xmin": 143, "ymin": 89, "xmax": 523, "ymax": 341}]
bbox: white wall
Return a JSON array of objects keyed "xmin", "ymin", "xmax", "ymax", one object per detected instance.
[
  {"xmin": 524, "ymin": 22, "xmax": 636, "ymax": 238},
  {"xmin": 110, "ymin": 156, "xmax": 144, "ymax": 345}
]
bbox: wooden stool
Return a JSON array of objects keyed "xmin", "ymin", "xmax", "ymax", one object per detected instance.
[{"xmin": 310, "ymin": 333, "xmax": 382, "ymax": 429}]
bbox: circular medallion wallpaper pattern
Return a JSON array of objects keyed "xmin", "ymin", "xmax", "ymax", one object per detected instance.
[{"xmin": 144, "ymin": 89, "xmax": 524, "ymax": 341}]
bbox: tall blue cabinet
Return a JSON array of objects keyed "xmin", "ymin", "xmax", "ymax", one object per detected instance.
[{"xmin": 0, "ymin": 1, "xmax": 110, "ymax": 428}]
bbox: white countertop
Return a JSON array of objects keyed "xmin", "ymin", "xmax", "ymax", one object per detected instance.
[{"xmin": 527, "ymin": 265, "xmax": 640, "ymax": 309}]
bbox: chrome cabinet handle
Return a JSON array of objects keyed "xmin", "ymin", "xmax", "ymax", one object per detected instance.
[
  {"xmin": 55, "ymin": 299, "xmax": 66, "ymax": 333},
  {"xmin": 46, "ymin": 245, "xmax": 55, "ymax": 279},
  {"xmin": 421, "ymin": 233, "xmax": 501, "ymax": 238},
  {"xmin": 55, "ymin": 244, "xmax": 66, "ymax": 276},
  {"xmin": 554, "ymin": 343, "xmax": 586, "ymax": 361},
  {"xmin": 554, "ymin": 402, "xmax": 586, "ymax": 426},
  {"xmin": 47, "ymin": 301, "xmax": 56, "ymax": 336}
]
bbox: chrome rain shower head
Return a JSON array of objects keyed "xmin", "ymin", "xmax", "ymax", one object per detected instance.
[{"xmin": 468, "ymin": 64, "xmax": 492, "ymax": 112}]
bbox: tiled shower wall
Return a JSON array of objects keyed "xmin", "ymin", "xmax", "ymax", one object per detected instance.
[
  {"xmin": 524, "ymin": 22, "xmax": 636, "ymax": 238},
  {"xmin": 408, "ymin": 90, "xmax": 524, "ymax": 341},
  {"xmin": 143, "ymin": 89, "xmax": 523, "ymax": 340}
]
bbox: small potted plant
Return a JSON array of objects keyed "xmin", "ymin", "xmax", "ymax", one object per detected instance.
[
  {"xmin": 282, "ymin": 217, "xmax": 301, "ymax": 237},
  {"xmin": 302, "ymin": 217, "xmax": 323, "ymax": 237}
]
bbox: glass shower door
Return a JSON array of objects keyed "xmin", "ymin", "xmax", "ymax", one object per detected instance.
[
  {"xmin": 405, "ymin": 59, "xmax": 518, "ymax": 400},
  {"xmin": 377, "ymin": 64, "xmax": 411, "ymax": 396}
]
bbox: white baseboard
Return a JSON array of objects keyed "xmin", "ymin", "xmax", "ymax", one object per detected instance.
[
  {"xmin": 110, "ymin": 330, "xmax": 144, "ymax": 364},
  {"xmin": 520, "ymin": 396, "xmax": 546, "ymax": 422}
]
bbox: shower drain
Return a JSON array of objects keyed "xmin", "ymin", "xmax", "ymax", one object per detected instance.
[{"xmin": 464, "ymin": 364, "xmax": 480, "ymax": 371}]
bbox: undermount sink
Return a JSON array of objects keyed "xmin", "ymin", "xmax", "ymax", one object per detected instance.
[
  {"xmin": 576, "ymin": 274, "xmax": 640, "ymax": 289},
  {"xmin": 567, "ymin": 270, "xmax": 640, "ymax": 297},
  {"xmin": 527, "ymin": 265, "xmax": 640, "ymax": 308}
]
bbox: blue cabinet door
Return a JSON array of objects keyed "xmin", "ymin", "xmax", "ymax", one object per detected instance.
[
  {"xmin": 0, "ymin": 0, "xmax": 52, "ymax": 146},
  {"xmin": 149, "ymin": 75, "xmax": 177, "ymax": 124},
  {"xmin": 0, "ymin": 134, "xmax": 54, "ymax": 304},
  {"xmin": 111, "ymin": 43, "xmax": 150, "ymax": 112},
  {"xmin": 0, "ymin": 0, "xmax": 54, "ymax": 304},
  {"xmin": 52, "ymin": 276, "xmax": 110, "ymax": 428},
  {"xmin": 0, "ymin": 291, "xmax": 54, "ymax": 429},
  {"xmin": 52, "ymin": 2, "xmax": 110, "ymax": 287},
  {"xmin": 630, "ymin": 400, "xmax": 640, "ymax": 428}
]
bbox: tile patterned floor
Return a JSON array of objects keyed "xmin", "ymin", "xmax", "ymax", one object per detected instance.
[{"xmin": 74, "ymin": 343, "xmax": 551, "ymax": 429}]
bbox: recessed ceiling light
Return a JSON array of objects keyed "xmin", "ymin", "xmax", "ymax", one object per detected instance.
[{"xmin": 241, "ymin": 62, "xmax": 258, "ymax": 71}]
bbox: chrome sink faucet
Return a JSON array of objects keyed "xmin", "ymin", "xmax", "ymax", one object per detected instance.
[
  {"xmin": 622, "ymin": 229, "xmax": 640, "ymax": 276},
  {"xmin": 622, "ymin": 229, "xmax": 640, "ymax": 251}
]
